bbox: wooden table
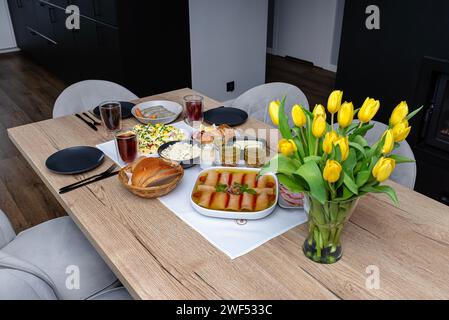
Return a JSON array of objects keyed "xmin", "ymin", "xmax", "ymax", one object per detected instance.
[{"xmin": 8, "ymin": 88, "xmax": 449, "ymax": 300}]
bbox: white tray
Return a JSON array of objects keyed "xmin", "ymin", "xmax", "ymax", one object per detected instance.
[{"xmin": 190, "ymin": 167, "xmax": 279, "ymax": 220}]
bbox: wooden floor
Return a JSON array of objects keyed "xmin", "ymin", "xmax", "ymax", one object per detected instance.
[
  {"xmin": 0, "ymin": 53, "xmax": 66, "ymax": 233},
  {"xmin": 266, "ymin": 54, "xmax": 336, "ymax": 107},
  {"xmin": 0, "ymin": 52, "xmax": 335, "ymax": 233}
]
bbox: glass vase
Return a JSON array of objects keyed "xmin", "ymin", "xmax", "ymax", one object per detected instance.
[{"xmin": 303, "ymin": 195, "xmax": 360, "ymax": 264}]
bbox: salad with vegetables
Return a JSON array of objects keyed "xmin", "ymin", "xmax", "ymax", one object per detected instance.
[{"xmin": 133, "ymin": 123, "xmax": 186, "ymax": 155}]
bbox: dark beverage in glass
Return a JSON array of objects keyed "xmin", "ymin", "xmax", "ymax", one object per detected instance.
[
  {"xmin": 115, "ymin": 130, "xmax": 138, "ymax": 164},
  {"xmin": 100, "ymin": 101, "xmax": 122, "ymax": 134},
  {"xmin": 184, "ymin": 95, "xmax": 204, "ymax": 125}
]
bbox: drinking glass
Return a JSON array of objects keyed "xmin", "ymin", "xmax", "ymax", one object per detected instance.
[
  {"xmin": 220, "ymin": 145, "xmax": 240, "ymax": 167},
  {"xmin": 115, "ymin": 130, "xmax": 138, "ymax": 164},
  {"xmin": 99, "ymin": 101, "xmax": 122, "ymax": 136},
  {"xmin": 183, "ymin": 95, "xmax": 204, "ymax": 125},
  {"xmin": 244, "ymin": 146, "xmax": 267, "ymax": 168}
]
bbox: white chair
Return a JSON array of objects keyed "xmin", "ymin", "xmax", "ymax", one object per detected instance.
[
  {"xmin": 228, "ymin": 82, "xmax": 310, "ymax": 126},
  {"xmin": 53, "ymin": 80, "xmax": 139, "ymax": 118},
  {"xmin": 0, "ymin": 209, "xmax": 132, "ymax": 300},
  {"xmin": 365, "ymin": 121, "xmax": 417, "ymax": 189}
]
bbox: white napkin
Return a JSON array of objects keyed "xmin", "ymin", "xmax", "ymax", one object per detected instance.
[{"xmin": 96, "ymin": 122, "xmax": 307, "ymax": 259}]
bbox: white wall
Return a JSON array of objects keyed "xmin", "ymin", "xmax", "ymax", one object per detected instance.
[
  {"xmin": 0, "ymin": 0, "xmax": 17, "ymax": 51},
  {"xmin": 273, "ymin": 0, "xmax": 344, "ymax": 72},
  {"xmin": 189, "ymin": 0, "xmax": 269, "ymax": 102}
]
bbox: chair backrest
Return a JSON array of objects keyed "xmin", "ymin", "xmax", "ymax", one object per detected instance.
[
  {"xmin": 365, "ymin": 121, "xmax": 417, "ymax": 189},
  {"xmin": 0, "ymin": 209, "xmax": 15, "ymax": 249},
  {"xmin": 53, "ymin": 80, "xmax": 139, "ymax": 118},
  {"xmin": 0, "ymin": 269, "xmax": 57, "ymax": 300},
  {"xmin": 229, "ymin": 82, "xmax": 310, "ymax": 126}
]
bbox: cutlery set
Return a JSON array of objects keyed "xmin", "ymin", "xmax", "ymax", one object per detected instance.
[
  {"xmin": 59, "ymin": 164, "xmax": 119, "ymax": 194},
  {"xmin": 75, "ymin": 112, "xmax": 101, "ymax": 131}
]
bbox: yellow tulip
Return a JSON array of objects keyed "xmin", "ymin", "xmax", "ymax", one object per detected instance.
[
  {"xmin": 358, "ymin": 97, "xmax": 380, "ymax": 123},
  {"xmin": 313, "ymin": 104, "xmax": 327, "ymax": 120},
  {"xmin": 269, "ymin": 100, "xmax": 281, "ymax": 126},
  {"xmin": 372, "ymin": 157, "xmax": 396, "ymax": 182},
  {"xmin": 323, "ymin": 160, "xmax": 342, "ymax": 183},
  {"xmin": 323, "ymin": 131, "xmax": 338, "ymax": 154},
  {"xmin": 337, "ymin": 102, "xmax": 354, "ymax": 128},
  {"xmin": 392, "ymin": 119, "xmax": 411, "ymax": 142},
  {"xmin": 327, "ymin": 90, "xmax": 343, "ymax": 114},
  {"xmin": 334, "ymin": 136, "xmax": 349, "ymax": 161},
  {"xmin": 278, "ymin": 139, "xmax": 297, "ymax": 157},
  {"xmin": 382, "ymin": 130, "xmax": 395, "ymax": 155},
  {"xmin": 390, "ymin": 101, "xmax": 409, "ymax": 126},
  {"xmin": 292, "ymin": 104, "xmax": 306, "ymax": 127},
  {"xmin": 312, "ymin": 115, "xmax": 327, "ymax": 138}
]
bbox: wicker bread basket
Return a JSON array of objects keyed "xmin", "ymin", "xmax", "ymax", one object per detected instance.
[{"xmin": 118, "ymin": 159, "xmax": 184, "ymax": 198}]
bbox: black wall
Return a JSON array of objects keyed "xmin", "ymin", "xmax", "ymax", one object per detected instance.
[{"xmin": 336, "ymin": 0, "xmax": 449, "ymax": 203}]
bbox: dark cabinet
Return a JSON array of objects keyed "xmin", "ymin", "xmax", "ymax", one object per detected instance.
[
  {"xmin": 7, "ymin": 1, "xmax": 192, "ymax": 96},
  {"xmin": 71, "ymin": 0, "xmax": 117, "ymax": 26}
]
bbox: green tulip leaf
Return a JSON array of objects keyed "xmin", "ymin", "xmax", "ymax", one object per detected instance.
[
  {"xmin": 295, "ymin": 160, "xmax": 327, "ymax": 204},
  {"xmin": 351, "ymin": 135, "xmax": 369, "ymax": 147},
  {"xmin": 343, "ymin": 149, "xmax": 357, "ymax": 178},
  {"xmin": 361, "ymin": 185, "xmax": 399, "ymax": 206},
  {"xmin": 304, "ymin": 156, "xmax": 322, "ymax": 164},
  {"xmin": 389, "ymin": 154, "xmax": 415, "ymax": 164},
  {"xmin": 406, "ymin": 105, "xmax": 424, "ymax": 121},
  {"xmin": 351, "ymin": 124, "xmax": 374, "ymax": 138},
  {"xmin": 277, "ymin": 173, "xmax": 307, "ymax": 193},
  {"xmin": 356, "ymin": 170, "xmax": 371, "ymax": 187},
  {"xmin": 278, "ymin": 96, "xmax": 293, "ymax": 140},
  {"xmin": 259, "ymin": 154, "xmax": 301, "ymax": 177},
  {"xmin": 349, "ymin": 142, "xmax": 366, "ymax": 158},
  {"xmin": 343, "ymin": 172, "xmax": 359, "ymax": 195},
  {"xmin": 293, "ymin": 136, "xmax": 306, "ymax": 160}
]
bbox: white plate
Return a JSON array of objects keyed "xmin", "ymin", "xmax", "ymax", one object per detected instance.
[
  {"xmin": 132, "ymin": 100, "xmax": 183, "ymax": 125},
  {"xmin": 190, "ymin": 167, "xmax": 279, "ymax": 220}
]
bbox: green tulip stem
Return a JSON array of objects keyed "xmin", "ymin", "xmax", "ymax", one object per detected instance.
[
  {"xmin": 331, "ymin": 114, "xmax": 334, "ymax": 130},
  {"xmin": 300, "ymin": 127, "xmax": 308, "ymax": 151},
  {"xmin": 314, "ymin": 138, "xmax": 319, "ymax": 156},
  {"xmin": 328, "ymin": 182, "xmax": 336, "ymax": 200}
]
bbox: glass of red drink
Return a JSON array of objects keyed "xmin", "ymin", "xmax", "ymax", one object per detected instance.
[
  {"xmin": 115, "ymin": 130, "xmax": 138, "ymax": 164},
  {"xmin": 99, "ymin": 101, "xmax": 122, "ymax": 136},
  {"xmin": 183, "ymin": 95, "xmax": 204, "ymax": 125}
]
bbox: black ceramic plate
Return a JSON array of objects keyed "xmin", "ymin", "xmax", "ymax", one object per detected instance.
[
  {"xmin": 46, "ymin": 146, "xmax": 105, "ymax": 175},
  {"xmin": 157, "ymin": 140, "xmax": 199, "ymax": 169},
  {"xmin": 204, "ymin": 107, "xmax": 248, "ymax": 127},
  {"xmin": 93, "ymin": 101, "xmax": 135, "ymax": 119}
]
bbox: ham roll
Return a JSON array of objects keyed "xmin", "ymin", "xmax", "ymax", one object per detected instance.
[
  {"xmin": 205, "ymin": 171, "xmax": 219, "ymax": 186},
  {"xmin": 198, "ymin": 191, "xmax": 213, "ymax": 208},
  {"xmin": 241, "ymin": 173, "xmax": 257, "ymax": 211},
  {"xmin": 210, "ymin": 192, "xmax": 228, "ymax": 210},
  {"xmin": 227, "ymin": 172, "xmax": 244, "ymax": 211}
]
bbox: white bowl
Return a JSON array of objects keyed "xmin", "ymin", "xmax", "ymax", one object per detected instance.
[
  {"xmin": 190, "ymin": 167, "xmax": 279, "ymax": 220},
  {"xmin": 132, "ymin": 100, "xmax": 183, "ymax": 125}
]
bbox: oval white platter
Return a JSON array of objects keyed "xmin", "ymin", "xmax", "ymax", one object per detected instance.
[
  {"xmin": 190, "ymin": 167, "xmax": 279, "ymax": 220},
  {"xmin": 132, "ymin": 100, "xmax": 183, "ymax": 125}
]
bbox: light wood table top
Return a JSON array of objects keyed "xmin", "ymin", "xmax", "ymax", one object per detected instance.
[{"xmin": 8, "ymin": 88, "xmax": 449, "ymax": 300}]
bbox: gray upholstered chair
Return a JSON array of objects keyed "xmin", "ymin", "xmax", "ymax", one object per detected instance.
[
  {"xmin": 53, "ymin": 80, "xmax": 138, "ymax": 118},
  {"xmin": 364, "ymin": 121, "xmax": 417, "ymax": 189},
  {"xmin": 0, "ymin": 209, "xmax": 132, "ymax": 300},
  {"xmin": 228, "ymin": 82, "xmax": 310, "ymax": 126}
]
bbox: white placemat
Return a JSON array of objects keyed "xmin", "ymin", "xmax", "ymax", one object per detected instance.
[{"xmin": 96, "ymin": 128, "xmax": 307, "ymax": 259}]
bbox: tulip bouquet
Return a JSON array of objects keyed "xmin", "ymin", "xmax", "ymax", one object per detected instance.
[{"xmin": 261, "ymin": 90, "xmax": 422, "ymax": 264}]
